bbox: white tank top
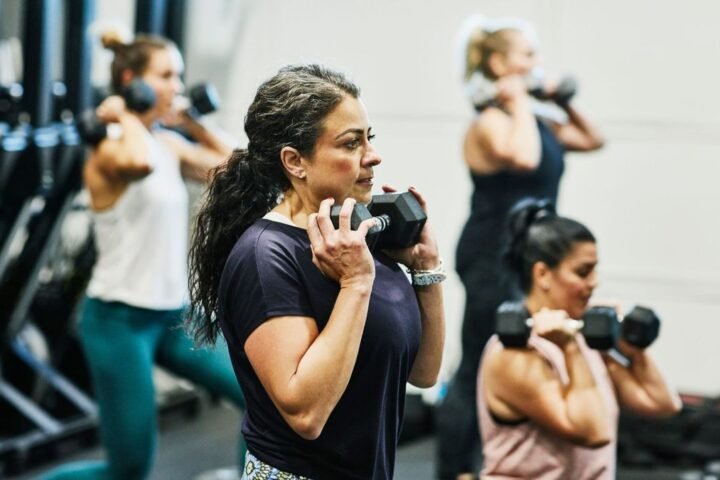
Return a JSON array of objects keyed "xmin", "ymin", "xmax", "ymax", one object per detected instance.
[{"xmin": 86, "ymin": 131, "xmax": 189, "ymax": 310}]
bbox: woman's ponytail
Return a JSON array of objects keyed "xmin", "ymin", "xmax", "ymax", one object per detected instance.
[{"xmin": 187, "ymin": 148, "xmax": 285, "ymax": 345}]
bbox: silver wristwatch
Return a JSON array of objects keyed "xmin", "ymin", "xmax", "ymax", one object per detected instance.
[{"xmin": 408, "ymin": 259, "xmax": 447, "ymax": 287}]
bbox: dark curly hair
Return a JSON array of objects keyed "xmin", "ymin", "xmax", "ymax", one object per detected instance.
[
  {"xmin": 187, "ymin": 64, "xmax": 360, "ymax": 345},
  {"xmin": 503, "ymin": 198, "xmax": 596, "ymax": 293}
]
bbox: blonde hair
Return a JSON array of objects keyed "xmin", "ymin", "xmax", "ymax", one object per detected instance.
[
  {"xmin": 456, "ymin": 16, "xmax": 538, "ymax": 82},
  {"xmin": 464, "ymin": 27, "xmax": 519, "ymax": 81},
  {"xmin": 100, "ymin": 30, "xmax": 175, "ymax": 93}
]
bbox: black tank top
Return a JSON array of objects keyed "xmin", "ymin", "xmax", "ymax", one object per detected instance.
[{"xmin": 456, "ymin": 117, "xmax": 565, "ymax": 274}]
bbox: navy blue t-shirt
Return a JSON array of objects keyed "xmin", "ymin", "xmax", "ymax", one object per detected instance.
[{"xmin": 218, "ymin": 219, "xmax": 422, "ymax": 480}]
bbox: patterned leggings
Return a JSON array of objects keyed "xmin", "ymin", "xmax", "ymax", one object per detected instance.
[{"xmin": 241, "ymin": 452, "xmax": 311, "ymax": 480}]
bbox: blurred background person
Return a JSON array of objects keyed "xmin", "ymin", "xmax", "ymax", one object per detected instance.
[
  {"xmin": 477, "ymin": 198, "xmax": 680, "ymax": 479},
  {"xmin": 435, "ymin": 16, "xmax": 604, "ymax": 480},
  {"xmin": 39, "ymin": 31, "xmax": 245, "ymax": 480}
]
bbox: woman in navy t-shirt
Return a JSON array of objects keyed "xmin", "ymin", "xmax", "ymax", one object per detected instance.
[{"xmin": 187, "ymin": 64, "xmax": 446, "ymax": 480}]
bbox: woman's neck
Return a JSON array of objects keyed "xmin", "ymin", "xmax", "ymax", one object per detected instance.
[
  {"xmin": 138, "ymin": 112, "xmax": 156, "ymax": 130},
  {"xmin": 272, "ymin": 189, "xmax": 316, "ymax": 229},
  {"xmin": 525, "ymin": 291, "xmax": 550, "ymax": 315}
]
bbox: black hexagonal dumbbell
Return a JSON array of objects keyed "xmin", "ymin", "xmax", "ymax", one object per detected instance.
[
  {"xmin": 582, "ymin": 305, "xmax": 660, "ymax": 368},
  {"xmin": 76, "ymin": 80, "xmax": 221, "ymax": 146},
  {"xmin": 329, "ymin": 192, "xmax": 426, "ymax": 250},
  {"xmin": 621, "ymin": 306, "xmax": 660, "ymax": 349},
  {"xmin": 186, "ymin": 83, "xmax": 220, "ymax": 119},
  {"xmin": 527, "ymin": 75, "xmax": 578, "ymax": 107},
  {"xmin": 494, "ymin": 302, "xmax": 620, "ymax": 349},
  {"xmin": 581, "ymin": 306, "xmax": 621, "ymax": 350},
  {"xmin": 76, "ymin": 79, "xmax": 156, "ymax": 146},
  {"xmin": 367, "ymin": 192, "xmax": 426, "ymax": 249},
  {"xmin": 580, "ymin": 305, "xmax": 661, "ymax": 351},
  {"xmin": 496, "ymin": 302, "xmax": 661, "ymax": 359},
  {"xmin": 330, "ymin": 202, "xmax": 388, "ymax": 250},
  {"xmin": 494, "ymin": 301, "xmax": 535, "ymax": 348}
]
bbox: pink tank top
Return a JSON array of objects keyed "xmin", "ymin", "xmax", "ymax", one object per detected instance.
[{"xmin": 477, "ymin": 335, "xmax": 619, "ymax": 480}]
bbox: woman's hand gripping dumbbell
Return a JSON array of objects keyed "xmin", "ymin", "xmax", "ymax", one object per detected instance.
[
  {"xmin": 329, "ymin": 191, "xmax": 427, "ymax": 250},
  {"xmin": 77, "ymin": 80, "xmax": 221, "ymax": 146},
  {"xmin": 76, "ymin": 79, "xmax": 156, "ymax": 146},
  {"xmin": 496, "ymin": 302, "xmax": 661, "ymax": 364}
]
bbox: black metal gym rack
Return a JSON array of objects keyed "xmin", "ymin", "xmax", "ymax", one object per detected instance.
[
  {"xmin": 0, "ymin": 0, "xmax": 204, "ymax": 474},
  {"xmin": 0, "ymin": 0, "xmax": 97, "ymax": 474}
]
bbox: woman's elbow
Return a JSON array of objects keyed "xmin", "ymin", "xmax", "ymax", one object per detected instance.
[
  {"xmin": 588, "ymin": 136, "xmax": 606, "ymax": 151},
  {"xmin": 408, "ymin": 369, "xmax": 439, "ymax": 388},
  {"xmin": 502, "ymin": 152, "xmax": 540, "ymax": 172},
  {"xmin": 582, "ymin": 433, "xmax": 612, "ymax": 449},
  {"xmin": 410, "ymin": 376, "xmax": 438, "ymax": 389},
  {"xmin": 576, "ymin": 136, "xmax": 605, "ymax": 152},
  {"xmin": 568, "ymin": 427, "xmax": 612, "ymax": 449},
  {"xmin": 652, "ymin": 397, "xmax": 683, "ymax": 417},
  {"xmin": 564, "ymin": 423, "xmax": 612, "ymax": 449},
  {"xmin": 286, "ymin": 411, "xmax": 327, "ymax": 441}
]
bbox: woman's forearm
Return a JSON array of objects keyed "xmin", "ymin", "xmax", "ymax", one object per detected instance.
[
  {"xmin": 284, "ymin": 282, "xmax": 372, "ymax": 438},
  {"xmin": 621, "ymin": 344, "xmax": 682, "ymax": 414},
  {"xmin": 408, "ymin": 283, "xmax": 445, "ymax": 387},
  {"xmin": 182, "ymin": 117, "xmax": 234, "ymax": 158},
  {"xmin": 563, "ymin": 341, "xmax": 611, "ymax": 445},
  {"xmin": 563, "ymin": 105, "xmax": 605, "ymax": 150}
]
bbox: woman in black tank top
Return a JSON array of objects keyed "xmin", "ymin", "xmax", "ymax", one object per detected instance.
[{"xmin": 435, "ymin": 18, "xmax": 605, "ymax": 480}]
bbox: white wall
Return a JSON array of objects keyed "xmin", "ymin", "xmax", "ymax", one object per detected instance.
[{"xmin": 177, "ymin": 0, "xmax": 719, "ymax": 395}]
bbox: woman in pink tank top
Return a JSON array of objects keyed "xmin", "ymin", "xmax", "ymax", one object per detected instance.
[{"xmin": 476, "ymin": 199, "xmax": 681, "ymax": 480}]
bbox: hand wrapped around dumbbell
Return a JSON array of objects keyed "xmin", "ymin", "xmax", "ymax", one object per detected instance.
[
  {"xmin": 76, "ymin": 79, "xmax": 156, "ymax": 146},
  {"xmin": 496, "ymin": 302, "xmax": 660, "ymax": 353},
  {"xmin": 526, "ymin": 72, "xmax": 577, "ymax": 107},
  {"xmin": 330, "ymin": 191, "xmax": 427, "ymax": 250},
  {"xmin": 76, "ymin": 80, "xmax": 220, "ymax": 146},
  {"xmin": 467, "ymin": 70, "xmax": 577, "ymax": 111}
]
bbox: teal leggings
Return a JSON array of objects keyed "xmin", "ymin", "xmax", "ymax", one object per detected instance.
[{"xmin": 40, "ymin": 297, "xmax": 246, "ymax": 480}]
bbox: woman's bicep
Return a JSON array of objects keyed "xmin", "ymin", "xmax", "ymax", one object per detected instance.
[
  {"xmin": 475, "ymin": 113, "xmax": 512, "ymax": 160},
  {"xmin": 244, "ymin": 315, "xmax": 319, "ymax": 413},
  {"xmin": 489, "ymin": 351, "xmax": 592, "ymax": 444}
]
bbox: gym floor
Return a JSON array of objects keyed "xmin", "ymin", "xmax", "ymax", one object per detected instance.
[{"xmin": 10, "ymin": 397, "xmax": 691, "ymax": 480}]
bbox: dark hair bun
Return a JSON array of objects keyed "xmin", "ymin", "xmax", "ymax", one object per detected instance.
[{"xmin": 503, "ymin": 197, "xmax": 556, "ymax": 273}]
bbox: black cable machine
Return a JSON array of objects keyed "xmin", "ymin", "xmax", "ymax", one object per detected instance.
[{"xmin": 0, "ymin": 0, "xmax": 97, "ymax": 474}]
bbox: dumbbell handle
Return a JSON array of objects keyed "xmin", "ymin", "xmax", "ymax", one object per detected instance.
[
  {"xmin": 530, "ymin": 316, "xmax": 634, "ymax": 365},
  {"xmin": 369, "ymin": 214, "xmax": 391, "ymax": 235},
  {"xmin": 523, "ymin": 316, "xmax": 631, "ymax": 366},
  {"xmin": 349, "ymin": 212, "xmax": 390, "ymax": 250},
  {"xmin": 329, "ymin": 206, "xmax": 390, "ymax": 240},
  {"xmin": 523, "ymin": 317, "xmax": 584, "ymax": 333},
  {"xmin": 606, "ymin": 348, "xmax": 631, "ymax": 368}
]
